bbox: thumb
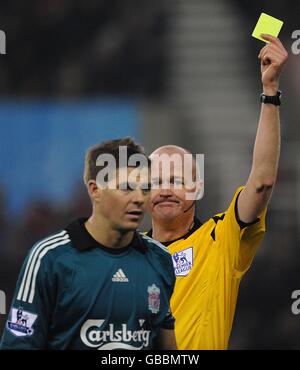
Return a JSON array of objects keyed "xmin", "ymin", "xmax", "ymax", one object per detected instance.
[{"xmin": 260, "ymin": 34, "xmax": 277, "ymax": 43}]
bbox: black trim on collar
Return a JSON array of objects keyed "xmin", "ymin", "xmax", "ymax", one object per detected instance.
[
  {"xmin": 210, "ymin": 214, "xmax": 225, "ymax": 241},
  {"xmin": 146, "ymin": 218, "xmax": 202, "ymax": 247},
  {"xmin": 66, "ymin": 218, "xmax": 148, "ymax": 254}
]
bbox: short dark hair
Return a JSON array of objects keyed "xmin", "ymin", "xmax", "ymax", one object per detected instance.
[{"xmin": 83, "ymin": 137, "xmax": 150, "ymax": 185}]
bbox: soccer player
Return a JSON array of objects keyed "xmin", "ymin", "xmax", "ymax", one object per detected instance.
[
  {"xmin": 0, "ymin": 138, "xmax": 177, "ymax": 350},
  {"xmin": 146, "ymin": 35, "xmax": 288, "ymax": 349}
]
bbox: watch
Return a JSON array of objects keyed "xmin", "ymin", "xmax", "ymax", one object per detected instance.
[{"xmin": 260, "ymin": 90, "xmax": 282, "ymax": 106}]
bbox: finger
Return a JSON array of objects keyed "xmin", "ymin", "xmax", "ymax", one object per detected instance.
[
  {"xmin": 260, "ymin": 34, "xmax": 281, "ymax": 44},
  {"xmin": 270, "ymin": 45, "xmax": 289, "ymax": 61},
  {"xmin": 260, "ymin": 50, "xmax": 277, "ymax": 65},
  {"xmin": 260, "ymin": 47, "xmax": 272, "ymax": 62},
  {"xmin": 261, "ymin": 51, "xmax": 286, "ymax": 67},
  {"xmin": 258, "ymin": 45, "xmax": 269, "ymax": 59},
  {"xmin": 260, "ymin": 34, "xmax": 287, "ymax": 53},
  {"xmin": 261, "ymin": 48, "xmax": 282, "ymax": 62},
  {"xmin": 266, "ymin": 42, "xmax": 289, "ymax": 59},
  {"xmin": 261, "ymin": 46, "xmax": 287, "ymax": 63},
  {"xmin": 260, "ymin": 43, "xmax": 284, "ymax": 58},
  {"xmin": 261, "ymin": 54, "xmax": 271, "ymax": 66},
  {"xmin": 258, "ymin": 36, "xmax": 288, "ymax": 66}
]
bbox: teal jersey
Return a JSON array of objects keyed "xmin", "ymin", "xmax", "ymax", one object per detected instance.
[{"xmin": 0, "ymin": 219, "xmax": 175, "ymax": 350}]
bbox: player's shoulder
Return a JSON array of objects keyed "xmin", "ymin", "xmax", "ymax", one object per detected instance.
[
  {"xmin": 15, "ymin": 230, "xmax": 74, "ymax": 305},
  {"xmin": 26, "ymin": 229, "xmax": 74, "ymax": 264},
  {"xmin": 139, "ymin": 233, "xmax": 171, "ymax": 257},
  {"xmin": 139, "ymin": 233, "xmax": 175, "ymax": 284}
]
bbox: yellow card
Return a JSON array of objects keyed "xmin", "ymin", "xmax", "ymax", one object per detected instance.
[{"xmin": 252, "ymin": 13, "xmax": 283, "ymax": 42}]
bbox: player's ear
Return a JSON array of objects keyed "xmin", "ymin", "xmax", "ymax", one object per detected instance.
[{"xmin": 87, "ymin": 180, "xmax": 102, "ymax": 202}]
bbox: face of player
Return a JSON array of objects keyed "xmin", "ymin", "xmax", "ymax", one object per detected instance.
[
  {"xmin": 98, "ymin": 166, "xmax": 151, "ymax": 232},
  {"xmin": 149, "ymin": 159, "xmax": 197, "ymax": 222}
]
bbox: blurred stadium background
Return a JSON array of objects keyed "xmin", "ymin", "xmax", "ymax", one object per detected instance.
[{"xmin": 0, "ymin": 0, "xmax": 300, "ymax": 349}]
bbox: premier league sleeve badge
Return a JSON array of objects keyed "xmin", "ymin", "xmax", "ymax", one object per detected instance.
[
  {"xmin": 7, "ymin": 307, "xmax": 38, "ymax": 337},
  {"xmin": 172, "ymin": 247, "xmax": 194, "ymax": 277}
]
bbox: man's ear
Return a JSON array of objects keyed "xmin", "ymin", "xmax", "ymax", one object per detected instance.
[
  {"xmin": 195, "ymin": 180, "xmax": 204, "ymax": 201},
  {"xmin": 185, "ymin": 180, "xmax": 204, "ymax": 201},
  {"xmin": 87, "ymin": 180, "xmax": 102, "ymax": 202}
]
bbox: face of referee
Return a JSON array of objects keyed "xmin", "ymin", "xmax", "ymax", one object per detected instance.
[
  {"xmin": 89, "ymin": 166, "xmax": 151, "ymax": 232},
  {"xmin": 148, "ymin": 147, "xmax": 199, "ymax": 223}
]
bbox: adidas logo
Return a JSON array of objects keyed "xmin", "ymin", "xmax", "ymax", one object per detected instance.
[{"xmin": 112, "ymin": 269, "xmax": 129, "ymax": 283}]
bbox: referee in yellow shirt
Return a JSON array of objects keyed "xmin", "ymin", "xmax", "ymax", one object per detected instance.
[{"xmin": 146, "ymin": 35, "xmax": 288, "ymax": 350}]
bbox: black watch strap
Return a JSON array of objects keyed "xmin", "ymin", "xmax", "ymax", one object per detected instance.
[{"xmin": 260, "ymin": 90, "xmax": 282, "ymax": 106}]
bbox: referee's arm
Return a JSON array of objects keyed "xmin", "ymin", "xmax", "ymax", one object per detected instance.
[{"xmin": 237, "ymin": 35, "xmax": 288, "ymax": 224}]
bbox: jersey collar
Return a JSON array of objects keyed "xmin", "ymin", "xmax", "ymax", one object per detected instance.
[
  {"xmin": 146, "ymin": 218, "xmax": 202, "ymax": 247},
  {"xmin": 66, "ymin": 218, "xmax": 148, "ymax": 254}
]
